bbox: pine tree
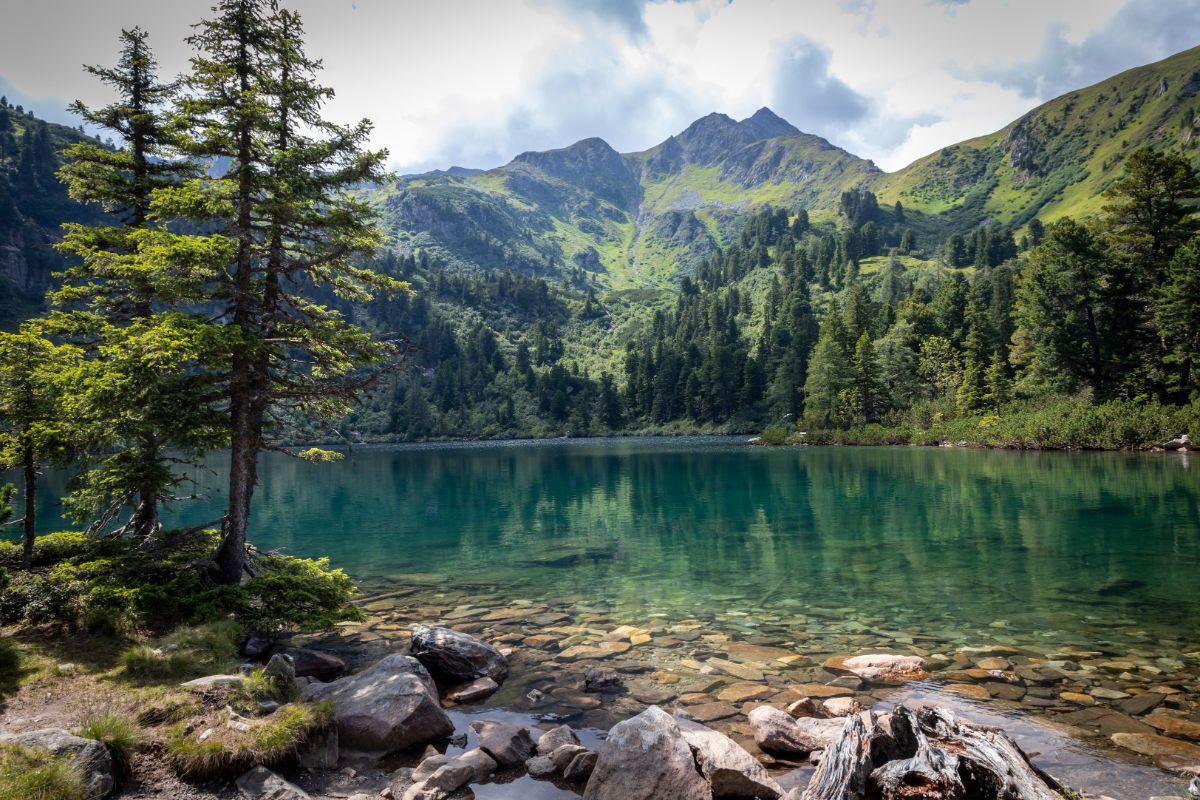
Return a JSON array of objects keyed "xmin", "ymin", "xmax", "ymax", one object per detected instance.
[
  {"xmin": 1156, "ymin": 236, "xmax": 1200, "ymax": 398},
  {"xmin": 55, "ymin": 27, "xmax": 220, "ymax": 537},
  {"xmin": 161, "ymin": 0, "xmax": 402, "ymax": 583},
  {"xmin": 850, "ymin": 331, "xmax": 880, "ymax": 424},
  {"xmin": 803, "ymin": 302, "xmax": 852, "ymax": 428},
  {"xmin": 0, "ymin": 325, "xmax": 81, "ymax": 569}
]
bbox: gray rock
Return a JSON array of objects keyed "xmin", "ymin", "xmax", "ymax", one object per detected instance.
[
  {"xmin": 277, "ymin": 647, "xmax": 346, "ymax": 681},
  {"xmin": 469, "ymin": 719, "xmax": 536, "ymax": 767},
  {"xmin": 404, "ymin": 753, "xmax": 475, "ymax": 800},
  {"xmin": 525, "ymin": 754, "xmax": 559, "ymax": 778},
  {"xmin": 446, "ymin": 676, "xmax": 499, "ymax": 703},
  {"xmin": 582, "ymin": 706, "xmax": 711, "ymax": 800},
  {"xmin": 180, "ymin": 674, "xmax": 244, "ymax": 688},
  {"xmin": 235, "ymin": 765, "xmax": 310, "ymax": 799},
  {"xmin": 264, "ymin": 653, "xmax": 296, "ymax": 685},
  {"xmin": 296, "ymin": 726, "xmax": 338, "ymax": 770},
  {"xmin": 1, "ymin": 728, "xmax": 114, "ymax": 800},
  {"xmin": 455, "ymin": 747, "xmax": 498, "ymax": 782},
  {"xmin": 411, "ymin": 625, "xmax": 509, "ymax": 683},
  {"xmin": 536, "ymin": 724, "xmax": 581, "ymax": 755},
  {"xmin": 748, "ymin": 706, "xmax": 843, "ymax": 755},
  {"xmin": 549, "ymin": 744, "xmax": 589, "ymax": 771},
  {"xmin": 300, "ymin": 654, "xmax": 453, "ymax": 752},
  {"xmin": 674, "ymin": 711, "xmax": 783, "ymax": 799},
  {"xmin": 564, "ymin": 750, "xmax": 598, "ymax": 782},
  {"xmin": 240, "ymin": 631, "xmax": 276, "ymax": 659}
]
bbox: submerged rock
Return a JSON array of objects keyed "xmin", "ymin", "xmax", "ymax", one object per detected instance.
[
  {"xmin": 582, "ymin": 706, "xmax": 711, "ymax": 800},
  {"xmin": 446, "ymin": 676, "xmax": 499, "ymax": 703},
  {"xmin": 300, "ymin": 654, "xmax": 453, "ymax": 752},
  {"xmin": 410, "ymin": 625, "xmax": 509, "ymax": 683},
  {"xmin": 0, "ymin": 729, "xmax": 114, "ymax": 800}
]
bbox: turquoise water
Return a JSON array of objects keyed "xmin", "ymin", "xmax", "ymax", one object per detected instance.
[{"xmin": 26, "ymin": 437, "xmax": 1200, "ymax": 653}]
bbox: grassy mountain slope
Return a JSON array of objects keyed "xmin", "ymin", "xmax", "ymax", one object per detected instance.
[
  {"xmin": 376, "ymin": 46, "xmax": 1200, "ymax": 289},
  {"xmin": 872, "ymin": 45, "xmax": 1200, "ymax": 231}
]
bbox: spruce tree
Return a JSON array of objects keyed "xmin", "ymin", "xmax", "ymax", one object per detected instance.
[
  {"xmin": 1156, "ymin": 236, "xmax": 1200, "ymax": 398},
  {"xmin": 162, "ymin": 0, "xmax": 402, "ymax": 583},
  {"xmin": 55, "ymin": 27, "xmax": 220, "ymax": 537}
]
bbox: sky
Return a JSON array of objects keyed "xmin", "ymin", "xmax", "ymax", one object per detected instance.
[{"xmin": 0, "ymin": 0, "xmax": 1197, "ymax": 174}]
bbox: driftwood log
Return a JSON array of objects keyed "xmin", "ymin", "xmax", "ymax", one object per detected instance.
[{"xmin": 801, "ymin": 705, "xmax": 1069, "ymax": 800}]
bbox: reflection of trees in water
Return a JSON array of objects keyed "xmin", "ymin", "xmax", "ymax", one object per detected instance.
[{"xmin": 20, "ymin": 444, "xmax": 1200, "ymax": 644}]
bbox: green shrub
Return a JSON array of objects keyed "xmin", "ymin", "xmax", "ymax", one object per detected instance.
[
  {"xmin": 76, "ymin": 713, "xmax": 140, "ymax": 776},
  {"xmin": 0, "ymin": 532, "xmax": 95, "ymax": 570},
  {"xmin": 237, "ymin": 667, "xmax": 297, "ymax": 708},
  {"xmin": 0, "ymin": 742, "xmax": 86, "ymax": 800},
  {"xmin": 190, "ymin": 555, "xmax": 363, "ymax": 633},
  {"xmin": 1, "ymin": 527, "xmax": 361, "ymax": 634}
]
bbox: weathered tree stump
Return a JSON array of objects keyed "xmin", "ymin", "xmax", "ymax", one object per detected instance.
[{"xmin": 800, "ymin": 705, "xmax": 1068, "ymax": 800}]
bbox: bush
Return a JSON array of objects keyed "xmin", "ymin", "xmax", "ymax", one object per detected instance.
[
  {"xmin": 0, "ymin": 742, "xmax": 86, "ymax": 800},
  {"xmin": 1, "ymin": 527, "xmax": 360, "ymax": 635},
  {"xmin": 190, "ymin": 555, "xmax": 363, "ymax": 633},
  {"xmin": 76, "ymin": 713, "xmax": 140, "ymax": 776},
  {"xmin": 0, "ymin": 532, "xmax": 95, "ymax": 569}
]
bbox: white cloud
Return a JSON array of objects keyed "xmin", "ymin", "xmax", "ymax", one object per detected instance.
[{"xmin": 0, "ymin": 0, "xmax": 1192, "ymax": 174}]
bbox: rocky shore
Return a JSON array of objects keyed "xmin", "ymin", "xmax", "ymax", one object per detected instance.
[{"xmin": 6, "ymin": 590, "xmax": 1200, "ymax": 799}]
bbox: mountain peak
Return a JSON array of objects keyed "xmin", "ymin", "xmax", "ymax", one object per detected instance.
[{"xmin": 740, "ymin": 107, "xmax": 800, "ymax": 139}]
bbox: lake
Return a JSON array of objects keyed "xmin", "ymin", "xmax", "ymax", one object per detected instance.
[{"xmin": 22, "ymin": 437, "xmax": 1200, "ymax": 795}]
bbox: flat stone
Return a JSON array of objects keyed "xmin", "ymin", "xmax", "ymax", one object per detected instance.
[
  {"xmin": 984, "ymin": 682, "xmax": 1026, "ymax": 701},
  {"xmin": 787, "ymin": 683, "xmax": 851, "ymax": 698},
  {"xmin": 1111, "ymin": 732, "xmax": 1200, "ymax": 760},
  {"xmin": 1119, "ymin": 693, "xmax": 1165, "ymax": 716},
  {"xmin": 726, "ymin": 643, "xmax": 795, "ymax": 663},
  {"xmin": 685, "ymin": 701, "xmax": 740, "ymax": 722},
  {"xmin": 447, "ymin": 676, "xmax": 500, "ymax": 703},
  {"xmin": 717, "ymin": 682, "xmax": 775, "ymax": 703},
  {"xmin": 1145, "ymin": 715, "xmax": 1200, "ymax": 741},
  {"xmin": 707, "ymin": 657, "xmax": 764, "ymax": 681},
  {"xmin": 181, "ymin": 674, "xmax": 244, "ymax": 688},
  {"xmin": 1091, "ymin": 687, "xmax": 1132, "ymax": 700},
  {"xmin": 944, "ymin": 683, "xmax": 990, "ymax": 699},
  {"xmin": 1060, "ymin": 692, "xmax": 1095, "ymax": 706}
]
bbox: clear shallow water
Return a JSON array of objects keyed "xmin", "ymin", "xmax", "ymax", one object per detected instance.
[{"xmin": 21, "ymin": 437, "xmax": 1200, "ymax": 795}]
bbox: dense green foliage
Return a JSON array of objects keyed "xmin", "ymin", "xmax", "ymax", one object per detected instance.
[{"xmin": 0, "ymin": 528, "xmax": 360, "ymax": 633}]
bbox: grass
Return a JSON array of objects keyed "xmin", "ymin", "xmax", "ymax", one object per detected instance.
[
  {"xmin": 165, "ymin": 701, "xmax": 333, "ymax": 780},
  {"xmin": 118, "ymin": 621, "xmax": 242, "ymax": 681},
  {"xmin": 76, "ymin": 713, "xmax": 141, "ymax": 776},
  {"xmin": 0, "ymin": 743, "xmax": 86, "ymax": 800},
  {"xmin": 236, "ymin": 667, "xmax": 298, "ymax": 708}
]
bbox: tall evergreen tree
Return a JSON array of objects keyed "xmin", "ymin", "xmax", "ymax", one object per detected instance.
[{"xmin": 163, "ymin": 0, "xmax": 402, "ymax": 583}]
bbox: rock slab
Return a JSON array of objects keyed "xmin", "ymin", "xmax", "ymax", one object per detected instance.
[
  {"xmin": 674, "ymin": 710, "xmax": 783, "ymax": 799},
  {"xmin": 235, "ymin": 766, "xmax": 310, "ymax": 799},
  {"xmin": 749, "ymin": 706, "xmax": 844, "ymax": 754}
]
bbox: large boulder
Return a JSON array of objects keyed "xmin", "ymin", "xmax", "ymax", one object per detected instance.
[
  {"xmin": 300, "ymin": 654, "xmax": 453, "ymax": 752},
  {"xmin": 841, "ymin": 654, "xmax": 929, "ymax": 685},
  {"xmin": 582, "ymin": 706, "xmax": 712, "ymax": 800},
  {"xmin": 536, "ymin": 724, "xmax": 581, "ymax": 755},
  {"xmin": 235, "ymin": 765, "xmax": 310, "ymax": 799},
  {"xmin": 276, "ymin": 647, "xmax": 346, "ymax": 681},
  {"xmin": 468, "ymin": 719, "xmax": 536, "ymax": 767},
  {"xmin": 674, "ymin": 711, "xmax": 783, "ymax": 799},
  {"xmin": 410, "ymin": 625, "xmax": 509, "ymax": 684},
  {"xmin": 748, "ymin": 706, "xmax": 843, "ymax": 755},
  {"xmin": 1, "ymin": 729, "xmax": 114, "ymax": 800}
]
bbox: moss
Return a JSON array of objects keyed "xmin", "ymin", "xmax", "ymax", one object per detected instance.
[{"xmin": 0, "ymin": 743, "xmax": 86, "ymax": 800}]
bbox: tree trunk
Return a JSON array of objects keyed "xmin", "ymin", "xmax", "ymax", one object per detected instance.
[
  {"xmin": 129, "ymin": 432, "xmax": 160, "ymax": 539},
  {"xmin": 21, "ymin": 442, "xmax": 36, "ymax": 571},
  {"xmin": 214, "ymin": 356, "xmax": 259, "ymax": 584}
]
